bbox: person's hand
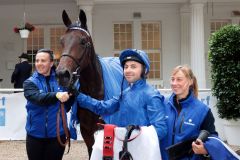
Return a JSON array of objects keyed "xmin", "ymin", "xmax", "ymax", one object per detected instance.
[
  {"xmin": 192, "ymin": 139, "xmax": 208, "ymax": 155},
  {"xmin": 56, "ymin": 92, "xmax": 70, "ymax": 103}
]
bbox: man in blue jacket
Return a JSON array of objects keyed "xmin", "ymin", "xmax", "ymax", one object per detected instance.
[
  {"xmin": 74, "ymin": 49, "xmax": 167, "ymax": 154},
  {"xmin": 23, "ymin": 49, "xmax": 73, "ymax": 160}
]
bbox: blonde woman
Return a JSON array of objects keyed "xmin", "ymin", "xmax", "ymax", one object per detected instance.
[{"xmin": 161, "ymin": 65, "xmax": 239, "ymax": 160}]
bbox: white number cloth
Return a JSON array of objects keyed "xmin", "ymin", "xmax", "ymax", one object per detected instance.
[{"xmin": 90, "ymin": 125, "xmax": 162, "ymax": 160}]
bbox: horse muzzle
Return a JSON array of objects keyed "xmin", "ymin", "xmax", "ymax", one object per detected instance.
[{"xmin": 56, "ymin": 69, "xmax": 71, "ymax": 87}]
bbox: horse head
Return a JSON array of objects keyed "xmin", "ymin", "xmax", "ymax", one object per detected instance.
[{"xmin": 56, "ymin": 10, "xmax": 95, "ymax": 87}]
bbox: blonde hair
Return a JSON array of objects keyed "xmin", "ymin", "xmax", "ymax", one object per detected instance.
[{"xmin": 171, "ymin": 65, "xmax": 198, "ymax": 98}]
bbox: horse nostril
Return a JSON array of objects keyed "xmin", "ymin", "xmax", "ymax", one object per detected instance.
[{"xmin": 56, "ymin": 69, "xmax": 71, "ymax": 87}]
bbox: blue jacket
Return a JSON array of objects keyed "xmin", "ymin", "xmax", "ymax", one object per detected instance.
[
  {"xmin": 161, "ymin": 91, "xmax": 240, "ymax": 160},
  {"xmin": 77, "ymin": 79, "xmax": 167, "ymax": 140},
  {"xmin": 161, "ymin": 91, "xmax": 209, "ymax": 160},
  {"xmin": 23, "ymin": 69, "xmax": 69, "ymax": 138}
]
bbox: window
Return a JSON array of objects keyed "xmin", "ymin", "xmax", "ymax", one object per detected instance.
[
  {"xmin": 113, "ymin": 23, "xmax": 133, "ymax": 50},
  {"xmin": 113, "ymin": 21, "xmax": 162, "ymax": 82},
  {"xmin": 141, "ymin": 22, "xmax": 161, "ymax": 79},
  {"xmin": 141, "ymin": 23, "xmax": 161, "ymax": 50},
  {"xmin": 27, "ymin": 26, "xmax": 66, "ymax": 68},
  {"xmin": 27, "ymin": 27, "xmax": 44, "ymax": 68},
  {"xmin": 50, "ymin": 27, "xmax": 66, "ymax": 65},
  {"xmin": 210, "ymin": 19, "xmax": 231, "ymax": 33}
]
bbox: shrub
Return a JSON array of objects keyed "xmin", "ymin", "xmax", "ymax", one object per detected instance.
[{"xmin": 208, "ymin": 24, "xmax": 240, "ymax": 120}]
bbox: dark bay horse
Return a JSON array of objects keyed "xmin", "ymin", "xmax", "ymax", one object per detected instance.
[{"xmin": 56, "ymin": 10, "xmax": 125, "ymax": 158}]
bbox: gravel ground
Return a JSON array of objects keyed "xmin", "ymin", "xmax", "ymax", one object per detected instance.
[
  {"xmin": 0, "ymin": 140, "xmax": 239, "ymax": 160},
  {"xmin": 0, "ymin": 140, "xmax": 89, "ymax": 160}
]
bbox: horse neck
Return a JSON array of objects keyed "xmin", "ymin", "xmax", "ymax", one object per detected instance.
[{"xmin": 80, "ymin": 50, "xmax": 104, "ymax": 99}]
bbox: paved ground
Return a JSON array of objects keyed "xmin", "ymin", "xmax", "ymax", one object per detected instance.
[{"xmin": 0, "ymin": 140, "xmax": 89, "ymax": 160}]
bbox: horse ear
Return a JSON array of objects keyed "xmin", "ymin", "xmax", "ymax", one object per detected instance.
[
  {"xmin": 79, "ymin": 9, "xmax": 88, "ymax": 30},
  {"xmin": 62, "ymin": 10, "xmax": 72, "ymax": 27}
]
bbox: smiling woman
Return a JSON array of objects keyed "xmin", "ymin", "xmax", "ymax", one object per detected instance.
[
  {"xmin": 22, "ymin": 48, "xmax": 73, "ymax": 160},
  {"xmin": 170, "ymin": 65, "xmax": 197, "ymax": 100},
  {"xmin": 160, "ymin": 65, "xmax": 240, "ymax": 160},
  {"xmin": 35, "ymin": 49, "xmax": 54, "ymax": 76}
]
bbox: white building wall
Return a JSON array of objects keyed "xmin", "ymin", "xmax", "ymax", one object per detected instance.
[{"xmin": 0, "ymin": 2, "xmax": 239, "ymax": 88}]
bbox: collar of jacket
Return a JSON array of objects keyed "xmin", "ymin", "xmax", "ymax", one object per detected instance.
[
  {"xmin": 128, "ymin": 78, "xmax": 146, "ymax": 89},
  {"xmin": 168, "ymin": 90, "xmax": 195, "ymax": 108},
  {"xmin": 32, "ymin": 68, "xmax": 56, "ymax": 81}
]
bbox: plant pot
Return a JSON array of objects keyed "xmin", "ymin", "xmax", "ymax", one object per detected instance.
[
  {"xmin": 222, "ymin": 119, "xmax": 240, "ymax": 146},
  {"xmin": 19, "ymin": 29, "xmax": 30, "ymax": 38}
]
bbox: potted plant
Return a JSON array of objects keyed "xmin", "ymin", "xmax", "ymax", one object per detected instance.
[
  {"xmin": 208, "ymin": 24, "xmax": 240, "ymax": 145},
  {"xmin": 13, "ymin": 22, "xmax": 35, "ymax": 38}
]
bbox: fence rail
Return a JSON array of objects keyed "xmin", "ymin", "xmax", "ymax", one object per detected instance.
[{"xmin": 0, "ymin": 88, "xmax": 24, "ymax": 92}]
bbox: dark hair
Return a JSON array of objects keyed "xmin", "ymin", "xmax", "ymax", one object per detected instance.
[
  {"xmin": 37, "ymin": 48, "xmax": 54, "ymax": 61},
  {"xmin": 141, "ymin": 65, "xmax": 147, "ymax": 79}
]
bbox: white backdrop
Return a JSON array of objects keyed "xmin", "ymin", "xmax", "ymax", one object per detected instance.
[
  {"xmin": 0, "ymin": 92, "xmax": 27, "ymax": 140},
  {"xmin": 0, "ymin": 90, "xmax": 225, "ymax": 140}
]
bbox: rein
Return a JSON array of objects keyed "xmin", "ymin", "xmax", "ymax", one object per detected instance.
[
  {"xmin": 56, "ymin": 102, "xmax": 70, "ymax": 153},
  {"xmin": 118, "ymin": 125, "xmax": 141, "ymax": 160},
  {"xmin": 115, "ymin": 125, "xmax": 142, "ymax": 143}
]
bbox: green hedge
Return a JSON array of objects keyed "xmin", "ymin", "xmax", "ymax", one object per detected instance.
[{"xmin": 208, "ymin": 24, "xmax": 240, "ymax": 120}]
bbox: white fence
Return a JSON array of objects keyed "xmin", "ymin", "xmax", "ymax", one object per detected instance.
[{"xmin": 0, "ymin": 89, "xmax": 225, "ymax": 140}]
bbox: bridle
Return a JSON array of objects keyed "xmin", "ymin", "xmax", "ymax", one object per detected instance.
[
  {"xmin": 56, "ymin": 26, "xmax": 91, "ymax": 150},
  {"xmin": 59, "ymin": 26, "xmax": 92, "ymax": 88}
]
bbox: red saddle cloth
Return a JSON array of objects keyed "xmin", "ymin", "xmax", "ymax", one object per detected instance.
[{"xmin": 102, "ymin": 124, "xmax": 116, "ymax": 160}]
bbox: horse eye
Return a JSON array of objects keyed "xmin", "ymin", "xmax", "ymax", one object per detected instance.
[{"xmin": 79, "ymin": 38, "xmax": 87, "ymax": 46}]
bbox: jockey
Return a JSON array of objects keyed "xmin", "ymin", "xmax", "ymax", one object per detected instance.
[
  {"xmin": 75, "ymin": 48, "xmax": 167, "ymax": 141},
  {"xmin": 70, "ymin": 49, "xmax": 167, "ymax": 159}
]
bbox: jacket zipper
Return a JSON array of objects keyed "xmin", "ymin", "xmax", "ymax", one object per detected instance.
[{"xmin": 45, "ymin": 107, "xmax": 48, "ymax": 137}]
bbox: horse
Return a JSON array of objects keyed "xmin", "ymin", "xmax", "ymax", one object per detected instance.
[{"xmin": 56, "ymin": 10, "xmax": 125, "ymax": 158}]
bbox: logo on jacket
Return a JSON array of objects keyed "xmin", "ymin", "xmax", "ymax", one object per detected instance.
[{"xmin": 184, "ymin": 119, "xmax": 195, "ymax": 126}]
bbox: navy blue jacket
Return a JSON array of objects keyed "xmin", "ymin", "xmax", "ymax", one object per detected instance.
[
  {"xmin": 161, "ymin": 91, "xmax": 211, "ymax": 160},
  {"xmin": 23, "ymin": 69, "xmax": 72, "ymax": 138},
  {"xmin": 11, "ymin": 61, "xmax": 32, "ymax": 88}
]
